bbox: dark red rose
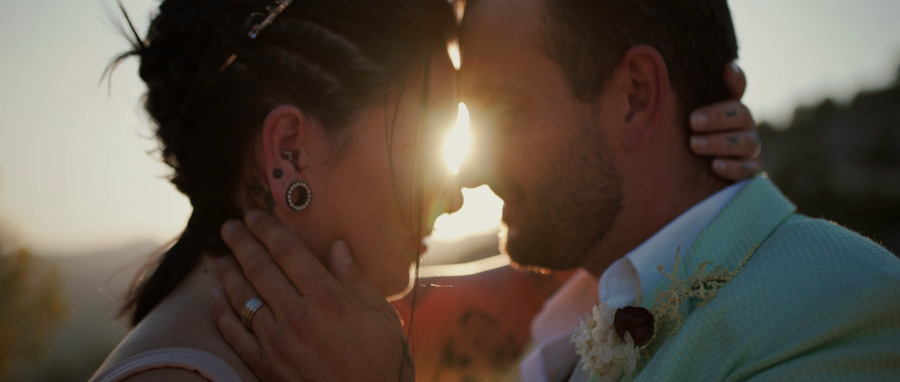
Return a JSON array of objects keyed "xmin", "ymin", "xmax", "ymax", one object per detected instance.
[{"xmin": 614, "ymin": 306, "xmax": 655, "ymax": 346}]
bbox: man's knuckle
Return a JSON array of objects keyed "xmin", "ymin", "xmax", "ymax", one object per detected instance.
[
  {"xmin": 284, "ymin": 307, "xmax": 311, "ymax": 334},
  {"xmin": 311, "ymin": 288, "xmax": 346, "ymax": 319},
  {"xmin": 219, "ymin": 323, "xmax": 239, "ymax": 345},
  {"xmin": 243, "ymin": 254, "xmax": 268, "ymax": 279},
  {"xmin": 271, "ymin": 335, "xmax": 297, "ymax": 363},
  {"xmin": 271, "ymin": 237, "xmax": 299, "ymax": 260},
  {"xmin": 235, "ymin": 288, "xmax": 258, "ymax": 308}
]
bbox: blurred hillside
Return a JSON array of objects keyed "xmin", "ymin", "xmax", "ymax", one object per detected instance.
[
  {"xmin": 9, "ymin": 242, "xmax": 156, "ymax": 382},
  {"xmin": 759, "ymin": 66, "xmax": 900, "ymax": 254},
  {"xmin": 0, "ymin": 247, "xmax": 66, "ymax": 381}
]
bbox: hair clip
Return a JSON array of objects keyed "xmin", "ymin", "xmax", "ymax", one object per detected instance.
[{"xmin": 248, "ymin": 0, "xmax": 294, "ymax": 39}]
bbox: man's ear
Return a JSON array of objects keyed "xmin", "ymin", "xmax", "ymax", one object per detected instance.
[
  {"xmin": 259, "ymin": 105, "xmax": 318, "ymax": 206},
  {"xmin": 617, "ymin": 45, "xmax": 669, "ymax": 149}
]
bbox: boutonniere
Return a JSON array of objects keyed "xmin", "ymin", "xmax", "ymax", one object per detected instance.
[{"xmin": 572, "ymin": 244, "xmax": 758, "ymax": 381}]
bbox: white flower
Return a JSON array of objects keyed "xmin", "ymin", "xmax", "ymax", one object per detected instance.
[{"xmin": 572, "ymin": 303, "xmax": 640, "ymax": 380}]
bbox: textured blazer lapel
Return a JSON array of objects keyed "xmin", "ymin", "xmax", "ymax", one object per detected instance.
[
  {"xmin": 632, "ymin": 175, "xmax": 797, "ymax": 376},
  {"xmin": 678, "ymin": 174, "xmax": 796, "ymax": 279}
]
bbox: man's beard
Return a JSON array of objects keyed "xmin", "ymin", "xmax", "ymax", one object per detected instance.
[{"xmin": 501, "ymin": 121, "xmax": 623, "ymax": 271}]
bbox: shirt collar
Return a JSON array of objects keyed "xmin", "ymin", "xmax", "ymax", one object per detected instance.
[
  {"xmin": 527, "ymin": 180, "xmax": 749, "ymax": 344},
  {"xmin": 530, "ymin": 269, "xmax": 598, "ymax": 344},
  {"xmin": 608, "ymin": 180, "xmax": 749, "ymax": 304}
]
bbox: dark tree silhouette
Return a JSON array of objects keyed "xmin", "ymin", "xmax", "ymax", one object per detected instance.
[{"xmin": 759, "ymin": 65, "xmax": 900, "ymax": 254}]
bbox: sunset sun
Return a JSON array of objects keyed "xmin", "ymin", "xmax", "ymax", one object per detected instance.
[{"xmin": 443, "ymin": 102, "xmax": 471, "ymax": 175}]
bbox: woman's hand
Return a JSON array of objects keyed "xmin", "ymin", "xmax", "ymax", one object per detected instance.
[
  {"xmin": 211, "ymin": 210, "xmax": 413, "ymax": 382},
  {"xmin": 689, "ymin": 62, "xmax": 762, "ymax": 181}
]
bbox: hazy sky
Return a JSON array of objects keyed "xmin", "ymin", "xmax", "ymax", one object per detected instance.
[{"xmin": 1, "ymin": 0, "xmax": 899, "ymax": 255}]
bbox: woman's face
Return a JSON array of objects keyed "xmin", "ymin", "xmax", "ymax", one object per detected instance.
[{"xmin": 281, "ymin": 53, "xmax": 463, "ymax": 298}]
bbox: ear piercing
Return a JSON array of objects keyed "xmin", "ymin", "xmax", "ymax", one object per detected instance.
[
  {"xmin": 276, "ymin": 150, "xmax": 311, "ymax": 211},
  {"xmin": 286, "ymin": 181, "xmax": 312, "ymax": 211},
  {"xmin": 275, "ymin": 150, "xmax": 300, "ymax": 180}
]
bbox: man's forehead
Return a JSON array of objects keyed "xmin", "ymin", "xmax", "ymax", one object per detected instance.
[
  {"xmin": 459, "ymin": 0, "xmax": 546, "ymax": 90},
  {"xmin": 459, "ymin": 0, "xmax": 542, "ymax": 48}
]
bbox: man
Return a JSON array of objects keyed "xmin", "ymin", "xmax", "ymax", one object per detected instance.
[{"xmin": 211, "ymin": 0, "xmax": 900, "ymax": 381}]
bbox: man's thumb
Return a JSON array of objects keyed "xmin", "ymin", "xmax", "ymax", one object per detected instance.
[
  {"xmin": 328, "ymin": 240, "xmax": 361, "ymax": 281},
  {"xmin": 724, "ymin": 61, "xmax": 747, "ymax": 100},
  {"xmin": 327, "ymin": 240, "xmax": 388, "ymax": 307}
]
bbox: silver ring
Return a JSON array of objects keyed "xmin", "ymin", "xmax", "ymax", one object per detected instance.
[{"xmin": 240, "ymin": 296, "xmax": 266, "ymax": 330}]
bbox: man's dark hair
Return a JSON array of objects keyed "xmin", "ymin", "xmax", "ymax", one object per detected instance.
[{"xmin": 541, "ymin": 0, "xmax": 738, "ymax": 119}]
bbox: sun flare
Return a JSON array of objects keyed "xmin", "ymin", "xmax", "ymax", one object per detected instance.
[
  {"xmin": 444, "ymin": 102, "xmax": 471, "ymax": 175},
  {"xmin": 431, "ymin": 101, "xmax": 503, "ymax": 248},
  {"xmin": 447, "ymin": 39, "xmax": 462, "ymax": 70}
]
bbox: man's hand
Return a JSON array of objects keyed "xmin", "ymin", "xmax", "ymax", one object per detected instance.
[
  {"xmin": 688, "ymin": 62, "xmax": 762, "ymax": 181},
  {"xmin": 210, "ymin": 210, "xmax": 413, "ymax": 382}
]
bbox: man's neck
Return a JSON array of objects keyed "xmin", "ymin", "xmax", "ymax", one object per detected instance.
[{"xmin": 580, "ymin": 169, "xmax": 729, "ymax": 277}]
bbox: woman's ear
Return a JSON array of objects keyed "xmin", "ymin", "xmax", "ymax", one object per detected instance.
[
  {"xmin": 617, "ymin": 45, "xmax": 669, "ymax": 149},
  {"xmin": 259, "ymin": 105, "xmax": 318, "ymax": 210}
]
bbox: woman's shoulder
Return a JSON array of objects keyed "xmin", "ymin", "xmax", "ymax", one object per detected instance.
[
  {"xmin": 91, "ymin": 347, "xmax": 243, "ymax": 382},
  {"xmin": 93, "ymin": 262, "xmax": 258, "ymax": 381},
  {"xmin": 118, "ymin": 367, "xmax": 209, "ymax": 382}
]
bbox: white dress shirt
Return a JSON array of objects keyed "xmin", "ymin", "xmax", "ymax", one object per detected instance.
[{"xmin": 520, "ymin": 180, "xmax": 748, "ymax": 382}]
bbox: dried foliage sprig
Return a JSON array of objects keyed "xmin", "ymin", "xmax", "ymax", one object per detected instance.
[{"xmin": 573, "ymin": 243, "xmax": 759, "ymax": 381}]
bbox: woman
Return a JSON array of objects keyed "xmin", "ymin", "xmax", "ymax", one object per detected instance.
[{"xmin": 93, "ymin": 0, "xmax": 760, "ymax": 380}]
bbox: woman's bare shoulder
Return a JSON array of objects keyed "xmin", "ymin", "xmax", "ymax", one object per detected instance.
[
  {"xmin": 95, "ymin": 261, "xmax": 258, "ymax": 381},
  {"xmin": 119, "ymin": 368, "xmax": 210, "ymax": 382}
]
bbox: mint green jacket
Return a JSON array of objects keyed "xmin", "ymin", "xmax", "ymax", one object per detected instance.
[{"xmin": 630, "ymin": 175, "xmax": 900, "ymax": 381}]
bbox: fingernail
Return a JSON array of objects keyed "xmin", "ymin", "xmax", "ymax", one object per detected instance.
[
  {"xmin": 691, "ymin": 113, "xmax": 708, "ymax": 130},
  {"xmin": 335, "ymin": 240, "xmax": 352, "ymax": 260},
  {"xmin": 713, "ymin": 159, "xmax": 727, "ymax": 172},
  {"xmin": 214, "ymin": 256, "xmax": 228, "ymax": 274},
  {"xmin": 245, "ymin": 209, "xmax": 264, "ymax": 225},
  {"xmin": 210, "ymin": 288, "xmax": 226, "ymax": 306},
  {"xmin": 330, "ymin": 240, "xmax": 353, "ymax": 270},
  {"xmin": 221, "ymin": 220, "xmax": 240, "ymax": 238},
  {"xmin": 730, "ymin": 61, "xmax": 742, "ymax": 75},
  {"xmin": 690, "ymin": 136, "xmax": 708, "ymax": 149}
]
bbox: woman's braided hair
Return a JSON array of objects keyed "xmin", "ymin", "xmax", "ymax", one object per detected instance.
[{"xmin": 110, "ymin": 0, "xmax": 455, "ymax": 325}]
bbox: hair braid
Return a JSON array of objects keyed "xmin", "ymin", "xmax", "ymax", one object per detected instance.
[{"xmin": 111, "ymin": 0, "xmax": 454, "ymax": 325}]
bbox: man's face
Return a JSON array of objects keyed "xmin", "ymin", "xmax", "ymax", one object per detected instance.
[{"xmin": 459, "ymin": 0, "xmax": 624, "ymax": 271}]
